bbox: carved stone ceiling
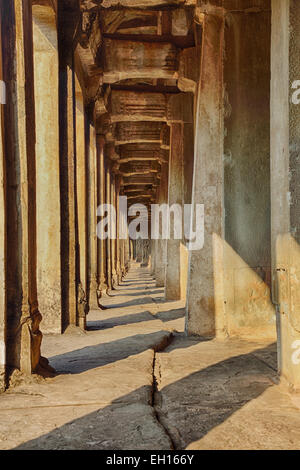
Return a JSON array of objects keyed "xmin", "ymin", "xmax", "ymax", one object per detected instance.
[{"xmin": 62, "ymin": 0, "xmax": 199, "ymax": 212}]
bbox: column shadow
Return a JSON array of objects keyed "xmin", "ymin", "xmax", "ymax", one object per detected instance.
[{"xmin": 12, "ymin": 342, "xmax": 277, "ymax": 450}]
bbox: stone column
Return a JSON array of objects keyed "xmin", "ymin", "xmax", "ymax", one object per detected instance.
[
  {"xmin": 33, "ymin": 4, "xmax": 61, "ymax": 334},
  {"xmin": 165, "ymin": 123, "xmax": 184, "ymax": 300},
  {"xmin": 115, "ymin": 176, "xmax": 122, "ymax": 283},
  {"xmin": 96, "ymin": 134, "xmax": 108, "ymax": 296},
  {"xmin": 59, "ymin": 52, "xmax": 77, "ymax": 330},
  {"xmin": 132, "ymin": 239, "xmax": 137, "ymax": 260},
  {"xmin": 119, "ymin": 240, "xmax": 124, "ymax": 279},
  {"xmin": 87, "ymin": 123, "xmax": 98, "ymax": 310},
  {"xmin": 164, "ymin": 92, "xmax": 193, "ymax": 301},
  {"xmin": 2, "ymin": 0, "xmax": 42, "ymax": 374},
  {"xmin": 120, "ymin": 201, "xmax": 127, "ymax": 278},
  {"xmin": 271, "ymin": 0, "xmax": 300, "ymax": 389},
  {"xmin": 151, "ymin": 240, "xmax": 156, "ymax": 276},
  {"xmin": 142, "ymin": 240, "xmax": 151, "ymax": 267},
  {"xmin": 0, "ymin": 8, "xmax": 5, "ymax": 389},
  {"xmin": 75, "ymin": 79, "xmax": 87, "ymax": 329},
  {"xmin": 185, "ymin": 10, "xmax": 225, "ymax": 336},
  {"xmin": 125, "ymin": 235, "xmax": 130, "ymax": 272},
  {"xmin": 155, "ymin": 162, "xmax": 168, "ymax": 287},
  {"xmin": 111, "ymin": 172, "xmax": 118, "ymax": 287},
  {"xmin": 106, "ymin": 162, "xmax": 112, "ymax": 290},
  {"xmin": 130, "ymin": 240, "xmax": 134, "ymax": 261},
  {"xmin": 136, "ymin": 238, "xmax": 143, "ymax": 263}
]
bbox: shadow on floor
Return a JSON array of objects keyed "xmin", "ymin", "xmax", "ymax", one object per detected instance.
[
  {"xmin": 155, "ymin": 307, "xmax": 186, "ymax": 323},
  {"xmin": 100, "ymin": 282, "xmax": 164, "ymax": 309},
  {"xmin": 116, "ymin": 285, "xmax": 160, "ymax": 292},
  {"xmin": 107, "ymin": 289, "xmax": 164, "ymax": 298},
  {"xmin": 86, "ymin": 307, "xmax": 185, "ymax": 332},
  {"xmin": 102, "ymin": 297, "xmax": 161, "ymax": 309},
  {"xmin": 120, "ymin": 276, "xmax": 154, "ymax": 283},
  {"xmin": 13, "ymin": 342, "xmax": 277, "ymax": 450},
  {"xmin": 47, "ymin": 330, "xmax": 174, "ymax": 375},
  {"xmin": 12, "ymin": 265, "xmax": 279, "ymax": 449}
]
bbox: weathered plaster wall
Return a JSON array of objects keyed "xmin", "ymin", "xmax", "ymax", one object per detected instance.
[{"xmin": 223, "ymin": 7, "xmax": 276, "ymax": 339}]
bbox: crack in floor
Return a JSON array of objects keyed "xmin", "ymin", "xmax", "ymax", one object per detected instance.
[
  {"xmin": 1, "ymin": 264, "xmax": 299, "ymax": 450},
  {"xmin": 145, "ymin": 290, "xmax": 177, "ymax": 450},
  {"xmin": 151, "ymin": 347, "xmax": 176, "ymax": 450}
]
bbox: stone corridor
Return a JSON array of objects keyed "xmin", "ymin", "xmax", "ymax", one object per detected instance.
[
  {"xmin": 1, "ymin": 0, "xmax": 300, "ymax": 451},
  {"xmin": 0, "ymin": 263, "xmax": 300, "ymax": 450}
]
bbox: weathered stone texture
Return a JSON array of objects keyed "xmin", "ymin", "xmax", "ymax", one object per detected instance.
[
  {"xmin": 271, "ymin": 0, "xmax": 300, "ymax": 389},
  {"xmin": 1, "ymin": 0, "xmax": 300, "ymax": 414},
  {"xmin": 102, "ymin": 39, "xmax": 178, "ymax": 83},
  {"xmin": 33, "ymin": 4, "xmax": 62, "ymax": 334}
]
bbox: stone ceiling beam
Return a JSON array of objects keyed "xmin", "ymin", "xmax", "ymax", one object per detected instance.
[
  {"xmin": 118, "ymin": 156, "xmax": 161, "ymax": 163},
  {"xmin": 119, "ymin": 161, "xmax": 160, "ymax": 171},
  {"xmin": 110, "ymin": 83, "xmax": 179, "ymax": 93},
  {"xmin": 100, "ymin": 9, "xmax": 158, "ymax": 35},
  {"xmin": 121, "ymin": 176, "xmax": 159, "ymax": 185},
  {"xmin": 125, "ymin": 189, "xmax": 155, "ymax": 196},
  {"xmin": 101, "ymin": 39, "xmax": 178, "ymax": 83},
  {"xmin": 113, "ymin": 121, "xmax": 163, "ymax": 145},
  {"xmin": 127, "ymin": 194, "xmax": 153, "ymax": 199},
  {"xmin": 119, "ymin": 169, "xmax": 159, "ymax": 177},
  {"xmin": 110, "ymin": 145, "xmax": 168, "ymax": 165},
  {"xmin": 73, "ymin": 1, "xmax": 195, "ymax": 215},
  {"xmin": 119, "ymin": 165, "xmax": 159, "ymax": 175},
  {"xmin": 98, "ymin": 0, "xmax": 196, "ymax": 10},
  {"xmin": 119, "ymin": 142, "xmax": 161, "ymax": 154},
  {"xmin": 109, "ymin": 90, "xmax": 168, "ymax": 122},
  {"xmin": 102, "ymin": 32, "xmax": 194, "ymax": 48}
]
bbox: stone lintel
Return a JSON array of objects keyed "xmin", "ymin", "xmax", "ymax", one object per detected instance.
[
  {"xmin": 99, "ymin": 0, "xmax": 196, "ymax": 10},
  {"xmin": 109, "ymin": 90, "xmax": 169, "ymax": 122},
  {"xmin": 101, "ymin": 39, "xmax": 178, "ymax": 83},
  {"xmin": 114, "ymin": 121, "xmax": 163, "ymax": 145}
]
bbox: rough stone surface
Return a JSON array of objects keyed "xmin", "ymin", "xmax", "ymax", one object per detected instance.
[
  {"xmin": 2, "ymin": 0, "xmax": 300, "ymax": 444},
  {"xmin": 0, "ymin": 264, "xmax": 300, "ymax": 450},
  {"xmin": 0, "ymin": 265, "xmax": 174, "ymax": 450}
]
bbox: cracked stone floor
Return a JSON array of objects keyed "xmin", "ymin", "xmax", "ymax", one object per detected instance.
[{"xmin": 1, "ymin": 262, "xmax": 300, "ymax": 450}]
